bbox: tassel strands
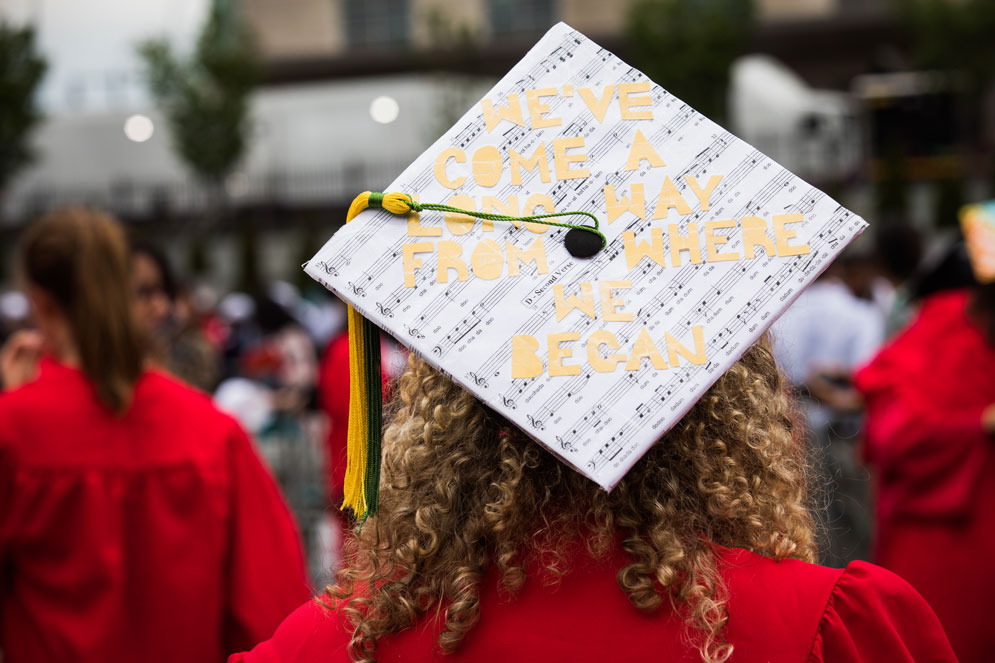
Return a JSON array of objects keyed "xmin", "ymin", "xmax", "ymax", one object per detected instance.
[
  {"xmin": 340, "ymin": 192, "xmax": 390, "ymax": 521},
  {"xmin": 339, "ymin": 190, "xmax": 605, "ymax": 520}
]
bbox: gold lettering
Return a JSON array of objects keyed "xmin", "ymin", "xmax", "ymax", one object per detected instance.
[
  {"xmin": 666, "ymin": 326, "xmax": 707, "ymax": 367},
  {"xmin": 652, "ymin": 176, "xmax": 692, "ymax": 219},
  {"xmin": 668, "ymin": 223, "xmax": 702, "ymax": 267},
  {"xmin": 406, "ymin": 209, "xmax": 441, "ymax": 237},
  {"xmin": 685, "ymin": 175, "xmax": 723, "ymax": 211},
  {"xmin": 437, "ymin": 240, "xmax": 469, "ymax": 283},
  {"xmin": 553, "ymin": 281, "xmax": 596, "ymax": 322},
  {"xmin": 625, "ymin": 328, "xmax": 668, "ymax": 370},
  {"xmin": 401, "ymin": 242, "xmax": 433, "ymax": 288},
  {"xmin": 548, "ymin": 332, "xmax": 581, "ymax": 376},
  {"xmin": 470, "ymin": 239, "xmax": 504, "ymax": 280},
  {"xmin": 552, "ymin": 136, "xmax": 589, "ymax": 181},
  {"xmin": 588, "ymin": 330, "xmax": 625, "ymax": 373},
  {"xmin": 444, "ymin": 194, "xmax": 477, "ymax": 235},
  {"xmin": 705, "ymin": 219, "xmax": 739, "ymax": 262},
  {"xmin": 511, "ymin": 334, "xmax": 543, "ymax": 378},
  {"xmin": 618, "ymin": 81, "xmax": 653, "ymax": 120},
  {"xmin": 600, "ymin": 280, "xmax": 633, "ymax": 322},
  {"xmin": 471, "ymin": 145, "xmax": 503, "ymax": 188},
  {"xmin": 433, "ymin": 147, "xmax": 466, "ymax": 189},
  {"xmin": 623, "ymin": 228, "xmax": 666, "ymax": 270},
  {"xmin": 578, "ymin": 84, "xmax": 615, "ymax": 122},
  {"xmin": 521, "ymin": 194, "xmax": 555, "ymax": 234},
  {"xmin": 625, "ymin": 129, "xmax": 666, "ymax": 171},
  {"xmin": 773, "ymin": 214, "xmax": 810, "ymax": 257},
  {"xmin": 509, "ymin": 142, "xmax": 551, "ymax": 185},
  {"xmin": 507, "ymin": 237, "xmax": 549, "ymax": 276},
  {"xmin": 741, "ymin": 216, "xmax": 775, "ymax": 259},
  {"xmin": 604, "ymin": 183, "xmax": 646, "ymax": 224},
  {"xmin": 526, "ymin": 87, "xmax": 562, "ymax": 129},
  {"xmin": 481, "ymin": 94, "xmax": 525, "ymax": 133}
]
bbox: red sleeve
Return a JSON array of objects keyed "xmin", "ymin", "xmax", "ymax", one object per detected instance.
[
  {"xmin": 809, "ymin": 561, "xmax": 957, "ymax": 662},
  {"xmin": 224, "ymin": 422, "xmax": 312, "ymax": 654},
  {"xmin": 854, "ymin": 291, "xmax": 995, "ymax": 519},
  {"xmin": 858, "ymin": 382, "xmax": 990, "ymax": 518},
  {"xmin": 318, "ymin": 335, "xmax": 351, "ymax": 501},
  {"xmin": 318, "ymin": 335, "xmax": 350, "ymax": 426},
  {"xmin": 228, "ymin": 598, "xmax": 352, "ymax": 663},
  {"xmin": 0, "ymin": 424, "xmax": 12, "ymax": 575}
]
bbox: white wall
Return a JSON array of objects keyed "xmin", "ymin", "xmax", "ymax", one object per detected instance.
[{"xmin": 3, "ymin": 74, "xmax": 496, "ymax": 216}]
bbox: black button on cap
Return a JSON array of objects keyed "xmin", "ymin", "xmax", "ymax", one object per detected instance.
[{"xmin": 564, "ymin": 228, "xmax": 602, "ymax": 258}]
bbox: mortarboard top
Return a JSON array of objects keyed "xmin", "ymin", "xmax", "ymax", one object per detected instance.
[
  {"xmin": 305, "ymin": 22, "xmax": 867, "ymax": 516},
  {"xmin": 960, "ymin": 200, "xmax": 995, "ymax": 284}
]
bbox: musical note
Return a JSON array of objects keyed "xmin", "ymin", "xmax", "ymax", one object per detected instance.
[{"xmin": 301, "ymin": 23, "xmax": 868, "ymax": 491}]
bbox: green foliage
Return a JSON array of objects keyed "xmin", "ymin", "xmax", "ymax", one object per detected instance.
[
  {"xmin": 626, "ymin": 0, "xmax": 754, "ymax": 122},
  {"xmin": 187, "ymin": 233, "xmax": 211, "ymax": 276},
  {"xmin": 139, "ymin": 0, "xmax": 260, "ymax": 183},
  {"xmin": 874, "ymin": 148, "xmax": 910, "ymax": 219},
  {"xmin": 0, "ymin": 22, "xmax": 47, "ymax": 194},
  {"xmin": 896, "ymin": 0, "xmax": 995, "ymax": 92},
  {"xmin": 423, "ymin": 9, "xmax": 483, "ymax": 141},
  {"xmin": 933, "ymin": 175, "xmax": 965, "ymax": 228},
  {"xmin": 897, "ymin": 0, "xmax": 995, "ymax": 205}
]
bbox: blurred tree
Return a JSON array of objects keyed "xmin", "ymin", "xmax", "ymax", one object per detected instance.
[
  {"xmin": 933, "ymin": 175, "xmax": 965, "ymax": 228},
  {"xmin": 139, "ymin": 0, "xmax": 259, "ymax": 185},
  {"xmin": 897, "ymin": 0, "xmax": 995, "ymax": 196},
  {"xmin": 139, "ymin": 0, "xmax": 260, "ymax": 276},
  {"xmin": 875, "ymin": 148, "xmax": 910, "ymax": 221},
  {"xmin": 896, "ymin": 0, "xmax": 995, "ymax": 94},
  {"xmin": 423, "ymin": 9, "xmax": 483, "ymax": 141},
  {"xmin": 0, "ymin": 22, "xmax": 47, "ymax": 205},
  {"xmin": 626, "ymin": 0, "xmax": 754, "ymax": 123}
]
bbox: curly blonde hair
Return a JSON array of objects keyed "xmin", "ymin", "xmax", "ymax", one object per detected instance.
[{"xmin": 324, "ymin": 334, "xmax": 816, "ymax": 663}]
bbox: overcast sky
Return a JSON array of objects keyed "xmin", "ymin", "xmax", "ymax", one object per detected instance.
[{"xmin": 2, "ymin": 0, "xmax": 207, "ymax": 114}]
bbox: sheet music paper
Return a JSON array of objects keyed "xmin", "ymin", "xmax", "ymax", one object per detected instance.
[{"xmin": 305, "ymin": 22, "xmax": 867, "ymax": 490}]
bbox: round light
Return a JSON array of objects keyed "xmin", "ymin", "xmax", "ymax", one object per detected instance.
[
  {"xmin": 124, "ymin": 114, "xmax": 154, "ymax": 142},
  {"xmin": 369, "ymin": 96, "xmax": 399, "ymax": 124}
]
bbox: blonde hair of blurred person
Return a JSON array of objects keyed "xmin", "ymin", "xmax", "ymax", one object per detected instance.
[{"xmin": 21, "ymin": 208, "xmax": 145, "ymax": 409}]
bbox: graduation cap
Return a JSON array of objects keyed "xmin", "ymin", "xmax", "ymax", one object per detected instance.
[
  {"xmin": 305, "ymin": 23, "xmax": 867, "ymax": 520},
  {"xmin": 960, "ymin": 200, "xmax": 995, "ymax": 284}
]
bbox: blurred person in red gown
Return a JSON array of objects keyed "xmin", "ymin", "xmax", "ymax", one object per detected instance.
[
  {"xmin": 0, "ymin": 209, "xmax": 310, "ymax": 663},
  {"xmin": 855, "ymin": 236, "xmax": 995, "ymax": 663},
  {"xmin": 233, "ymin": 339, "xmax": 956, "ymax": 663},
  {"xmin": 316, "ymin": 326, "xmax": 403, "ymax": 573},
  {"xmin": 132, "ymin": 241, "xmax": 221, "ymax": 392}
]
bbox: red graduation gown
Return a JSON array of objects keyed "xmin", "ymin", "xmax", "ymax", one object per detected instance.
[
  {"xmin": 0, "ymin": 359, "xmax": 311, "ymax": 663},
  {"xmin": 318, "ymin": 333, "xmax": 396, "ymax": 506},
  {"xmin": 318, "ymin": 333, "xmax": 351, "ymax": 505},
  {"xmin": 230, "ymin": 544, "xmax": 955, "ymax": 663},
  {"xmin": 855, "ymin": 289, "xmax": 995, "ymax": 663}
]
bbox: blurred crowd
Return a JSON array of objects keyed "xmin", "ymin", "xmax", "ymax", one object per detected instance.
[
  {"xmin": 0, "ymin": 211, "xmax": 979, "ymax": 577},
  {"xmin": 2, "ymin": 207, "xmax": 994, "ymax": 662},
  {"xmin": 770, "ymin": 219, "xmax": 983, "ymax": 557},
  {"xmin": 0, "ymin": 233, "xmax": 397, "ymax": 585}
]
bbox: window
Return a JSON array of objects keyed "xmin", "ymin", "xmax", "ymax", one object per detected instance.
[
  {"xmin": 488, "ymin": 0, "xmax": 555, "ymax": 37},
  {"xmin": 343, "ymin": 0, "xmax": 410, "ymax": 49}
]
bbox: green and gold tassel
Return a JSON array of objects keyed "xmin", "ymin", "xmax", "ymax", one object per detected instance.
[{"xmin": 340, "ymin": 191, "xmax": 605, "ymax": 521}]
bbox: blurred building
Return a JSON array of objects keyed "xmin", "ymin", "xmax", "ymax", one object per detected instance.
[
  {"xmin": 241, "ymin": 0, "xmax": 895, "ymax": 86},
  {"xmin": 0, "ymin": 0, "xmax": 971, "ymax": 286}
]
